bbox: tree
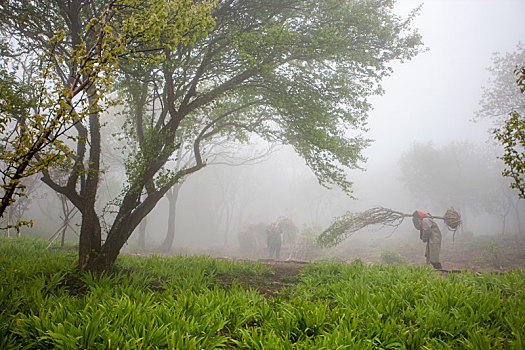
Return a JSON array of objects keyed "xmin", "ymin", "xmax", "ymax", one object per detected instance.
[
  {"xmin": 0, "ymin": 62, "xmax": 40, "ymax": 233},
  {"xmin": 45, "ymin": 165, "xmax": 80, "ymax": 247},
  {"xmin": 493, "ymin": 66, "xmax": 525, "ymax": 198},
  {"xmin": 476, "ymin": 43, "xmax": 525, "ymax": 198},
  {"xmin": 103, "ymin": 0, "xmax": 422, "ymax": 266},
  {"xmin": 0, "ymin": 60, "xmax": 37, "ymax": 219},
  {"xmin": 0, "ymin": 174, "xmax": 41, "ymax": 236},
  {"xmin": 1, "ymin": 0, "xmax": 216, "ymax": 270},
  {"xmin": 0, "ymin": 0, "xmax": 215, "ymax": 218},
  {"xmin": 110, "ymin": 65, "xmax": 276, "ymax": 251},
  {"xmin": 476, "ymin": 43, "xmax": 525, "ymax": 125},
  {"xmin": 11, "ymin": 0, "xmax": 422, "ymax": 271},
  {"xmin": 0, "ymin": 1, "xmax": 116, "ymax": 217}
]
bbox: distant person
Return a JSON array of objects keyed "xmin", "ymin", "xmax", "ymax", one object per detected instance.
[
  {"xmin": 266, "ymin": 222, "xmax": 282, "ymax": 259},
  {"xmin": 412, "ymin": 210, "xmax": 442, "ymax": 269}
]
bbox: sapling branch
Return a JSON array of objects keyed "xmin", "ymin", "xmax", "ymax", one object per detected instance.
[{"xmin": 316, "ymin": 207, "xmax": 462, "ymax": 248}]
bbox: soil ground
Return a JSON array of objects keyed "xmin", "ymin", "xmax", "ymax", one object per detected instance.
[{"xmin": 214, "ymin": 260, "xmax": 308, "ymax": 298}]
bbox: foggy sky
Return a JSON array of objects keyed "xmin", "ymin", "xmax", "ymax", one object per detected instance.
[
  {"xmin": 23, "ymin": 0, "xmax": 525, "ymax": 249},
  {"xmin": 365, "ymin": 0, "xmax": 525, "ymax": 168},
  {"xmin": 133, "ymin": 0, "xmax": 525, "ymax": 245}
]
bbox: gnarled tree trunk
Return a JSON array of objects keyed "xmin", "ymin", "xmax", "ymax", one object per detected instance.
[{"xmin": 161, "ymin": 184, "xmax": 181, "ymax": 253}]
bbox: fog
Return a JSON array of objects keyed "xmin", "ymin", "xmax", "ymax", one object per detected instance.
[{"xmin": 15, "ymin": 0, "xmax": 525, "ymax": 260}]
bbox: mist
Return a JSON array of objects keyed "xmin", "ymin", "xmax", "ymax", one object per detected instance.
[{"xmin": 8, "ymin": 0, "xmax": 525, "ymax": 266}]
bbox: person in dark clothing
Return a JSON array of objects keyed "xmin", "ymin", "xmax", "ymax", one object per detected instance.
[
  {"xmin": 266, "ymin": 222, "xmax": 282, "ymax": 259},
  {"xmin": 412, "ymin": 210, "xmax": 442, "ymax": 269}
]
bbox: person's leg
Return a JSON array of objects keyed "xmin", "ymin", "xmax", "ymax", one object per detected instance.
[
  {"xmin": 429, "ymin": 243, "xmax": 441, "ymax": 269},
  {"xmin": 269, "ymin": 244, "xmax": 274, "ymax": 258},
  {"xmin": 431, "ymin": 261, "xmax": 442, "ymax": 269}
]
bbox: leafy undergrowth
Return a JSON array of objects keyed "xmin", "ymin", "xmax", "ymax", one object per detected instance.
[{"xmin": 1, "ymin": 238, "xmax": 524, "ymax": 349}]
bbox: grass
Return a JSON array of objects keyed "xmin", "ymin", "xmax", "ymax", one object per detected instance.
[{"xmin": 1, "ymin": 237, "xmax": 524, "ymax": 349}]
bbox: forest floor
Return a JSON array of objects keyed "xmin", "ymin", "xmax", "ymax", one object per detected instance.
[
  {"xmin": 127, "ymin": 233, "xmax": 525, "ymax": 298},
  {"xmin": 213, "ymin": 260, "xmax": 307, "ymax": 298},
  {"xmin": 204, "ymin": 233, "xmax": 525, "ymax": 298}
]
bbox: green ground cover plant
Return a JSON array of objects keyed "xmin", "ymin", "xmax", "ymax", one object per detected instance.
[{"xmin": 1, "ymin": 237, "xmax": 524, "ymax": 349}]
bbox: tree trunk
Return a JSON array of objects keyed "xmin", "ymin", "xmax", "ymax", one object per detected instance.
[
  {"xmin": 59, "ymin": 195, "xmax": 69, "ymax": 247},
  {"xmin": 161, "ymin": 184, "xmax": 180, "ymax": 252},
  {"xmin": 138, "ymin": 216, "xmax": 147, "ymax": 250},
  {"xmin": 78, "ymin": 91, "xmax": 102, "ymax": 271},
  {"xmin": 81, "ymin": 214, "xmax": 132, "ymax": 272},
  {"xmin": 78, "ymin": 207, "xmax": 102, "ymax": 270},
  {"xmin": 83, "ymin": 174, "xmax": 183, "ymax": 271},
  {"xmin": 88, "ymin": 204, "xmax": 149, "ymax": 271},
  {"xmin": 223, "ymin": 203, "xmax": 232, "ymax": 245},
  {"xmin": 60, "ymin": 212, "xmax": 68, "ymax": 247},
  {"xmin": 500, "ymin": 202, "xmax": 511, "ymax": 235},
  {"xmin": 60, "ymin": 225, "xmax": 66, "ymax": 247},
  {"xmin": 78, "ymin": 145, "xmax": 196, "ymax": 271},
  {"xmin": 512, "ymin": 200, "xmax": 523, "ymax": 234}
]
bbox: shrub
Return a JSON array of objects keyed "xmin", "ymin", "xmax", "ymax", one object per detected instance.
[
  {"xmin": 380, "ymin": 249, "xmax": 407, "ymax": 265},
  {"xmin": 479, "ymin": 240, "xmax": 506, "ymax": 269}
]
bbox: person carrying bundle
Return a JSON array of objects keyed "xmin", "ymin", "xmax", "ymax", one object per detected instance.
[
  {"xmin": 266, "ymin": 222, "xmax": 282, "ymax": 259},
  {"xmin": 412, "ymin": 210, "xmax": 442, "ymax": 269}
]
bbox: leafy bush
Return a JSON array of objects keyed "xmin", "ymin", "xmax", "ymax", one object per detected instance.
[
  {"xmin": 313, "ymin": 255, "xmax": 345, "ymax": 263},
  {"xmin": 479, "ymin": 240, "xmax": 506, "ymax": 268},
  {"xmin": 380, "ymin": 249, "xmax": 408, "ymax": 265}
]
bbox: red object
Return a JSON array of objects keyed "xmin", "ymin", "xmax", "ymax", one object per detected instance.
[{"xmin": 416, "ymin": 210, "xmax": 427, "ymax": 230}]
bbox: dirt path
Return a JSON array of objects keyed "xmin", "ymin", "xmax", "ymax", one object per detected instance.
[{"xmin": 215, "ymin": 260, "xmax": 307, "ymax": 298}]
